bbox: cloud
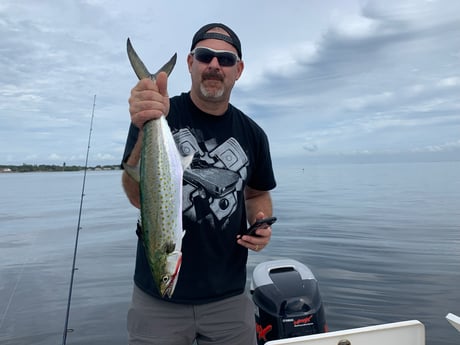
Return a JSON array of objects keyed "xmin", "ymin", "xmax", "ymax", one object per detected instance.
[
  {"xmin": 437, "ymin": 77, "xmax": 460, "ymax": 88},
  {"xmin": 234, "ymin": 0, "xmax": 460, "ymax": 162},
  {"xmin": 302, "ymin": 143, "xmax": 319, "ymax": 153},
  {"xmin": 0, "ymin": 0, "xmax": 459, "ymax": 165},
  {"xmin": 415, "ymin": 139, "xmax": 460, "ymax": 153}
]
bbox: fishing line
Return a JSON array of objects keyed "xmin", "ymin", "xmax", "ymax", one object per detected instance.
[
  {"xmin": 0, "ymin": 232, "xmax": 40, "ymax": 331},
  {"xmin": 0, "ymin": 258, "xmax": 26, "ymax": 330},
  {"xmin": 61, "ymin": 94, "xmax": 96, "ymax": 345}
]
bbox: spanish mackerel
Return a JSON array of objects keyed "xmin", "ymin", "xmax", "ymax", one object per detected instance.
[{"xmin": 125, "ymin": 38, "xmax": 192, "ymax": 298}]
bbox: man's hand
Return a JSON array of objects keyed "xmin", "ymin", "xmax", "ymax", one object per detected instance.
[
  {"xmin": 239, "ymin": 186, "xmax": 273, "ymax": 252},
  {"xmin": 237, "ymin": 211, "xmax": 272, "ymax": 252},
  {"xmin": 128, "ymin": 71, "xmax": 170, "ymax": 129}
]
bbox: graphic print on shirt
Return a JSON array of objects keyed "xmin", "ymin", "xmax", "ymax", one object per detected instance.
[{"xmin": 173, "ymin": 127, "xmax": 248, "ymax": 230}]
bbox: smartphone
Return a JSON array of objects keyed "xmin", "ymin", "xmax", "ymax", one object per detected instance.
[{"xmin": 246, "ymin": 216, "xmax": 277, "ymax": 236}]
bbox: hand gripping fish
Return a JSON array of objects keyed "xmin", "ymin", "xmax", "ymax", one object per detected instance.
[{"xmin": 124, "ymin": 38, "xmax": 192, "ymax": 298}]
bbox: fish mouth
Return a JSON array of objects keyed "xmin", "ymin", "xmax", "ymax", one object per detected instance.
[
  {"xmin": 161, "ymin": 274, "xmax": 179, "ymax": 298},
  {"xmin": 162, "ymin": 282, "xmax": 176, "ymax": 298},
  {"xmin": 161, "ymin": 253, "xmax": 182, "ymax": 298}
]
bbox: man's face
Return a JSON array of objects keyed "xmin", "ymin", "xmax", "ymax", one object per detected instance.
[{"xmin": 188, "ymin": 34, "xmax": 243, "ymax": 103}]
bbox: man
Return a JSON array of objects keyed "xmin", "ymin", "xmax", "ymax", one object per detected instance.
[{"xmin": 122, "ymin": 23, "xmax": 276, "ymax": 345}]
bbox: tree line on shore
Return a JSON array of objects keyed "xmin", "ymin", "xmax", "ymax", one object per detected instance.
[{"xmin": 0, "ymin": 163, "xmax": 120, "ymax": 173}]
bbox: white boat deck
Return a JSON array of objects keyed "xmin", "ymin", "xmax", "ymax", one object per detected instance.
[
  {"xmin": 266, "ymin": 320, "xmax": 425, "ymax": 345},
  {"xmin": 446, "ymin": 313, "xmax": 460, "ymax": 332}
]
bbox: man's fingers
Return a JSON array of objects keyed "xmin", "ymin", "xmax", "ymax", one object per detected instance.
[{"xmin": 156, "ymin": 72, "xmax": 169, "ymax": 98}]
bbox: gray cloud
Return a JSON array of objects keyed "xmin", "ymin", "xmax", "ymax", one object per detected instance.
[
  {"xmin": 233, "ymin": 0, "xmax": 460, "ymax": 163},
  {"xmin": 1, "ymin": 0, "xmax": 459, "ymax": 165}
]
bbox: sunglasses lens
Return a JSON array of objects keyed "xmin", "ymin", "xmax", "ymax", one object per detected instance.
[
  {"xmin": 194, "ymin": 50, "xmax": 212, "ymax": 64},
  {"xmin": 217, "ymin": 53, "xmax": 237, "ymax": 67},
  {"xmin": 193, "ymin": 48, "xmax": 238, "ymax": 67}
]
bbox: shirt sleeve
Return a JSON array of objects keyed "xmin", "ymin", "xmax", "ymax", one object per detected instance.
[
  {"xmin": 120, "ymin": 123, "xmax": 140, "ymax": 169},
  {"xmin": 247, "ymin": 129, "xmax": 277, "ymax": 191}
]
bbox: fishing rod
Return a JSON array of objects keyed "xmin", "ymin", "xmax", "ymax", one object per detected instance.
[{"xmin": 61, "ymin": 94, "xmax": 96, "ymax": 345}]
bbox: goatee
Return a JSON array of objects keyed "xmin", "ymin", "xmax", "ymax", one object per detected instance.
[{"xmin": 200, "ymin": 71, "xmax": 225, "ymax": 98}]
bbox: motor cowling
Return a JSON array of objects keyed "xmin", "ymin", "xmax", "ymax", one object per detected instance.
[{"xmin": 251, "ymin": 259, "xmax": 328, "ymax": 344}]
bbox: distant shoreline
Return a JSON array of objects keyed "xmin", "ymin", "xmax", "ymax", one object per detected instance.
[{"xmin": 0, "ymin": 164, "xmax": 120, "ymax": 173}]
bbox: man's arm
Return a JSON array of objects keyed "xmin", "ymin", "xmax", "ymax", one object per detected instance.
[
  {"xmin": 121, "ymin": 132, "xmax": 142, "ymax": 209},
  {"xmin": 244, "ymin": 186, "xmax": 273, "ymax": 225}
]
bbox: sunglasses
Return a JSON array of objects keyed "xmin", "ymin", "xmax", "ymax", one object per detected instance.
[{"xmin": 191, "ymin": 47, "xmax": 240, "ymax": 67}]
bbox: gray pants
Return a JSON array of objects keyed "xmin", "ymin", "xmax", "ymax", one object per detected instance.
[{"xmin": 127, "ymin": 285, "xmax": 257, "ymax": 345}]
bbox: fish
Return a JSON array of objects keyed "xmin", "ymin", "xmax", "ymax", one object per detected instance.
[{"xmin": 124, "ymin": 38, "xmax": 192, "ymax": 298}]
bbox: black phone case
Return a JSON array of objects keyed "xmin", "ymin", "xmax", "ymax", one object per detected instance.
[{"xmin": 246, "ymin": 217, "xmax": 277, "ymax": 236}]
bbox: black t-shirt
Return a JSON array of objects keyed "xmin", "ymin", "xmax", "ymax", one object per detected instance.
[{"xmin": 122, "ymin": 92, "xmax": 276, "ymax": 304}]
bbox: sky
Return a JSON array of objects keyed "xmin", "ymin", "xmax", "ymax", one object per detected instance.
[{"xmin": 1, "ymin": 0, "xmax": 459, "ymax": 167}]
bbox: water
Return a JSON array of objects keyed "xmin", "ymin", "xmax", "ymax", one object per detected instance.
[{"xmin": 0, "ymin": 162, "xmax": 459, "ymax": 345}]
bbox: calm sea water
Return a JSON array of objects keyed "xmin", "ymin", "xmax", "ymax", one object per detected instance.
[{"xmin": 0, "ymin": 162, "xmax": 459, "ymax": 345}]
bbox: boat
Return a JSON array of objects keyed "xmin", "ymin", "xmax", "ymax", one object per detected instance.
[
  {"xmin": 446, "ymin": 312, "xmax": 460, "ymax": 332},
  {"xmin": 265, "ymin": 319, "xmax": 424, "ymax": 345},
  {"xmin": 251, "ymin": 259, "xmax": 459, "ymax": 345}
]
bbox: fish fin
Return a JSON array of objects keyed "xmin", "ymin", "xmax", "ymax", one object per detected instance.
[
  {"xmin": 126, "ymin": 38, "xmax": 177, "ymax": 81},
  {"xmin": 123, "ymin": 162, "xmax": 140, "ymax": 183},
  {"xmin": 181, "ymin": 154, "xmax": 194, "ymax": 170},
  {"xmin": 127, "ymin": 38, "xmax": 151, "ymax": 80},
  {"xmin": 152, "ymin": 53, "xmax": 177, "ymax": 80}
]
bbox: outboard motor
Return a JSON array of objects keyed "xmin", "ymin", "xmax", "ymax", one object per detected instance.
[{"xmin": 251, "ymin": 259, "xmax": 327, "ymax": 344}]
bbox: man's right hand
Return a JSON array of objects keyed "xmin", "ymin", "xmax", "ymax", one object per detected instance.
[{"xmin": 128, "ymin": 71, "xmax": 170, "ymax": 129}]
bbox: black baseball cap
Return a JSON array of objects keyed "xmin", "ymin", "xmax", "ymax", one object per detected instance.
[{"xmin": 191, "ymin": 23, "xmax": 242, "ymax": 59}]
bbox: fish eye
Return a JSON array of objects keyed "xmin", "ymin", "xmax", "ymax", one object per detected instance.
[{"xmin": 162, "ymin": 275, "xmax": 170, "ymax": 283}]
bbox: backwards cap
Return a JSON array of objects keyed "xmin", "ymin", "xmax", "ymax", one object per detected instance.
[{"xmin": 190, "ymin": 23, "xmax": 242, "ymax": 59}]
